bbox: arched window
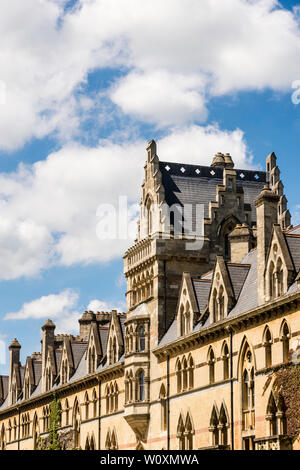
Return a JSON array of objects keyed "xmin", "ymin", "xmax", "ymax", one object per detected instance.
[
  {"xmin": 159, "ymin": 384, "xmax": 167, "ymax": 431},
  {"xmin": 33, "ymin": 414, "xmax": 39, "ymax": 450},
  {"xmin": 114, "ymin": 382, "xmax": 119, "ymax": 412},
  {"xmin": 219, "ymin": 405, "xmax": 228, "ymax": 446},
  {"xmin": 136, "ymin": 370, "xmax": 145, "ymax": 401},
  {"xmin": 8, "ymin": 420, "xmax": 12, "ymax": 443},
  {"xmin": 112, "ymin": 336, "xmax": 117, "ymax": 363},
  {"xmin": 263, "ymin": 327, "xmax": 272, "ymax": 368},
  {"xmin": 182, "ymin": 357, "xmax": 188, "ymax": 391},
  {"xmin": 84, "ymin": 392, "xmax": 89, "ymax": 420},
  {"xmin": 269, "ymin": 261, "xmax": 275, "ymax": 299},
  {"xmin": 185, "ymin": 303, "xmax": 191, "ymax": 334},
  {"xmin": 0, "ymin": 424, "xmax": 6, "ymax": 450},
  {"xmin": 277, "ymin": 258, "xmax": 284, "ymax": 296},
  {"xmin": 209, "ymin": 407, "xmax": 219, "ymax": 446},
  {"xmin": 92, "ymin": 389, "xmax": 97, "ymax": 418},
  {"xmin": 146, "ymin": 197, "xmax": 153, "ymax": 236},
  {"xmin": 138, "ymin": 326, "xmax": 146, "ymax": 351},
  {"xmin": 188, "ymin": 356, "xmax": 194, "ymax": 389},
  {"xmin": 241, "ymin": 346, "xmax": 255, "ymax": 431},
  {"xmin": 105, "ymin": 429, "xmax": 118, "ymax": 450},
  {"xmin": 222, "ymin": 343, "xmax": 229, "ymax": 380},
  {"xmin": 65, "ymin": 399, "xmax": 70, "ymax": 426},
  {"xmin": 266, "ymin": 392, "xmax": 277, "ymax": 436},
  {"xmin": 73, "ymin": 400, "xmax": 81, "ymax": 449},
  {"xmin": 208, "ymin": 348, "xmax": 215, "ymax": 384},
  {"xmin": 177, "ymin": 414, "xmax": 185, "ymax": 450},
  {"xmin": 176, "ymin": 359, "xmax": 182, "ymax": 393},
  {"xmin": 185, "ymin": 413, "xmax": 194, "ymax": 450},
  {"xmin": 212, "ymin": 289, "xmax": 218, "ymax": 323},
  {"xmin": 281, "ymin": 321, "xmax": 290, "ymax": 363},
  {"xmin": 219, "ymin": 286, "xmax": 225, "ymax": 320}
]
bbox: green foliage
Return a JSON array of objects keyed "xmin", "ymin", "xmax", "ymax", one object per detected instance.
[
  {"xmin": 273, "ymin": 363, "xmax": 300, "ymax": 439},
  {"xmin": 46, "ymin": 397, "xmax": 61, "ymax": 450}
]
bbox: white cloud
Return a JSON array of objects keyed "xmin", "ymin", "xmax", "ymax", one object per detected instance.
[
  {"xmin": 4, "ymin": 289, "xmax": 82, "ymax": 334},
  {"xmin": 87, "ymin": 299, "xmax": 124, "ymax": 312},
  {"xmin": 110, "ymin": 70, "xmax": 208, "ymax": 127},
  {"xmin": 0, "ymin": 0, "xmax": 300, "ymax": 147},
  {"xmin": 4, "ymin": 289, "xmax": 79, "ymax": 321},
  {"xmin": 4, "ymin": 289, "xmax": 123, "ymax": 334},
  {"xmin": 0, "ymin": 126, "xmax": 253, "ymax": 279}
]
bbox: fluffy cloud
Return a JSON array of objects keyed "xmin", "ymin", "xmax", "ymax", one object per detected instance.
[
  {"xmin": 0, "ymin": 125, "xmax": 253, "ymax": 280},
  {"xmin": 3, "ymin": 289, "xmax": 122, "ymax": 333},
  {"xmin": 1, "ymin": 0, "xmax": 300, "ymax": 148},
  {"xmin": 4, "ymin": 289, "xmax": 81, "ymax": 333}
]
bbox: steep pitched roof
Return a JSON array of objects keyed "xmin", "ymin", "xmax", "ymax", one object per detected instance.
[
  {"xmin": 160, "ymin": 161, "xmax": 266, "ymax": 223},
  {"xmin": 191, "ymin": 279, "xmax": 211, "ymax": 314},
  {"xmin": 227, "ymin": 264, "xmax": 251, "ymax": 299},
  {"xmin": 285, "ymin": 234, "xmax": 300, "ymax": 272}
]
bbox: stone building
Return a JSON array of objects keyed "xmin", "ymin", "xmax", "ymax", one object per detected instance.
[{"xmin": 0, "ymin": 141, "xmax": 300, "ymax": 451}]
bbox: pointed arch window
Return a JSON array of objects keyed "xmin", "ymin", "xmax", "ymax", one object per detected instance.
[
  {"xmin": 73, "ymin": 400, "xmax": 81, "ymax": 449},
  {"xmin": 159, "ymin": 384, "xmax": 167, "ymax": 431},
  {"xmin": 281, "ymin": 322, "xmax": 290, "ymax": 363},
  {"xmin": 219, "ymin": 286, "xmax": 225, "ymax": 320},
  {"xmin": 263, "ymin": 327, "xmax": 272, "ymax": 368},
  {"xmin": 92, "ymin": 389, "xmax": 97, "ymax": 418},
  {"xmin": 84, "ymin": 392, "xmax": 89, "ymax": 420},
  {"xmin": 176, "ymin": 359, "xmax": 182, "ymax": 393},
  {"xmin": 241, "ymin": 347, "xmax": 255, "ymax": 431},
  {"xmin": 136, "ymin": 370, "xmax": 145, "ymax": 402},
  {"xmin": 266, "ymin": 392, "xmax": 287, "ymax": 436},
  {"xmin": 208, "ymin": 348, "xmax": 215, "ymax": 384},
  {"xmin": 177, "ymin": 413, "xmax": 194, "ymax": 450},
  {"xmin": 222, "ymin": 342, "xmax": 230, "ymax": 380},
  {"xmin": 138, "ymin": 325, "xmax": 146, "ymax": 352}
]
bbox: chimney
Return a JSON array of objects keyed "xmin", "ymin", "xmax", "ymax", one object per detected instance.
[
  {"xmin": 254, "ymin": 185, "xmax": 279, "ymax": 305},
  {"xmin": 229, "ymin": 224, "xmax": 253, "ymax": 263},
  {"xmin": 41, "ymin": 319, "xmax": 55, "ymax": 392},
  {"xmin": 8, "ymin": 338, "xmax": 21, "ymax": 405},
  {"xmin": 79, "ymin": 311, "xmax": 96, "ymax": 340}
]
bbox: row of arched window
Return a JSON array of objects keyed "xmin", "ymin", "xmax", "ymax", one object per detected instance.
[
  {"xmin": 130, "ymin": 269, "xmax": 154, "ymax": 308},
  {"xmin": 179, "ymin": 302, "xmax": 192, "ymax": 336},
  {"xmin": 125, "ymin": 369, "xmax": 146, "ymax": 403},
  {"xmin": 105, "ymin": 382, "xmax": 119, "ymax": 414},
  {"xmin": 125, "ymin": 324, "xmax": 146, "ymax": 354},
  {"xmin": 175, "ymin": 355, "xmax": 194, "ymax": 393}
]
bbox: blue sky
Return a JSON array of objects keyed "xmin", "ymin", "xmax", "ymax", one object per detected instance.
[{"xmin": 1, "ymin": 0, "xmax": 300, "ymax": 373}]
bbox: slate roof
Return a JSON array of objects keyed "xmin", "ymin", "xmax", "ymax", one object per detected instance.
[
  {"xmin": 227, "ymin": 264, "xmax": 251, "ymax": 299},
  {"xmin": 71, "ymin": 342, "xmax": 87, "ymax": 369},
  {"xmin": 192, "ymin": 279, "xmax": 211, "ymax": 314},
  {"xmin": 160, "ymin": 161, "xmax": 266, "ymax": 224},
  {"xmin": 285, "ymin": 234, "xmax": 300, "ymax": 272},
  {"xmin": 33, "ymin": 361, "xmax": 42, "ymax": 385}
]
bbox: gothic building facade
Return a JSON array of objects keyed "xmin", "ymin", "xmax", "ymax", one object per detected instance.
[{"xmin": 0, "ymin": 141, "xmax": 300, "ymax": 450}]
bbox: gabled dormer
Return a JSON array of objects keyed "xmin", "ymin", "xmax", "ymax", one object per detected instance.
[
  {"xmin": 107, "ymin": 311, "xmax": 124, "ymax": 366},
  {"xmin": 265, "ymin": 225, "xmax": 295, "ymax": 301},
  {"xmin": 176, "ymin": 273, "xmax": 200, "ymax": 337},
  {"xmin": 209, "ymin": 257, "xmax": 235, "ymax": 324},
  {"xmin": 86, "ymin": 322, "xmax": 103, "ymax": 374},
  {"xmin": 10, "ymin": 364, "xmax": 22, "ymax": 406},
  {"xmin": 43, "ymin": 346, "xmax": 57, "ymax": 392},
  {"xmin": 60, "ymin": 337, "xmax": 74, "ymax": 385}
]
